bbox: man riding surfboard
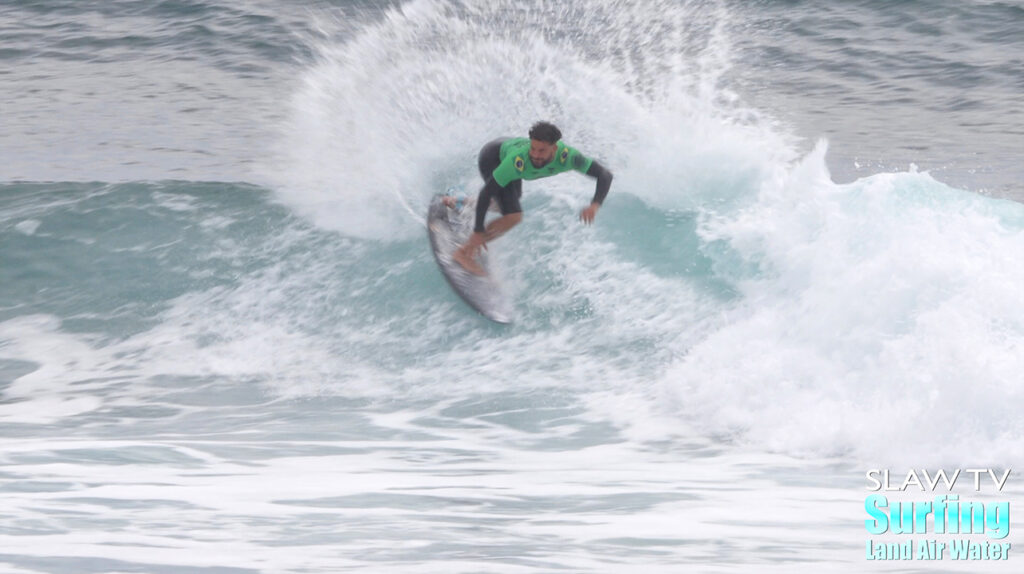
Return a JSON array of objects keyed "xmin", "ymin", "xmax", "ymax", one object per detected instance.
[{"xmin": 451, "ymin": 121, "xmax": 614, "ymax": 275}]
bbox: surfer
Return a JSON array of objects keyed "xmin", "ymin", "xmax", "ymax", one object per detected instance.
[{"xmin": 450, "ymin": 121, "xmax": 613, "ymax": 275}]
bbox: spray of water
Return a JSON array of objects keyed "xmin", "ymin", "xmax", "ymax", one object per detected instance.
[
  {"xmin": 271, "ymin": 0, "xmax": 790, "ymax": 237},
  {"xmin": 257, "ymin": 0, "xmax": 1024, "ymax": 463}
]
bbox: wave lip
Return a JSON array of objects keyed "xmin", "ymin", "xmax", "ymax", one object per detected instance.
[{"xmin": 671, "ymin": 143, "xmax": 1024, "ymax": 462}]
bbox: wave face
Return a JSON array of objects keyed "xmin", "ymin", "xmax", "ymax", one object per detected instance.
[
  {"xmin": 268, "ymin": 0, "xmax": 1024, "ymax": 460},
  {"xmin": 2, "ymin": 0, "xmax": 1024, "ymax": 572}
]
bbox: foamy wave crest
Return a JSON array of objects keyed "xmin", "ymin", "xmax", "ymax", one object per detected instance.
[{"xmin": 667, "ymin": 141, "xmax": 1024, "ymax": 463}]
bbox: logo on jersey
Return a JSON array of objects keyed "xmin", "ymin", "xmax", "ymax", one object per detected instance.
[
  {"xmin": 514, "ymin": 156, "xmax": 525, "ymax": 172},
  {"xmin": 559, "ymin": 148, "xmax": 570, "ymax": 164}
]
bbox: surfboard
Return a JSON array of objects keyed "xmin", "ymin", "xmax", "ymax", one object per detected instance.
[{"xmin": 427, "ymin": 194, "xmax": 514, "ymax": 324}]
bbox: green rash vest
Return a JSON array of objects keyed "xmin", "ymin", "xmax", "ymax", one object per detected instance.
[{"xmin": 491, "ymin": 138, "xmax": 594, "ymax": 187}]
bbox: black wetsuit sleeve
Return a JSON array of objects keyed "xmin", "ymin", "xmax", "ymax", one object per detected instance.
[
  {"xmin": 586, "ymin": 160, "xmax": 613, "ymax": 205},
  {"xmin": 474, "ymin": 177, "xmax": 504, "ymax": 233}
]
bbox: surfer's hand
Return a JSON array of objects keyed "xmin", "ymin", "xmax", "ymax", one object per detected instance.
[{"xmin": 580, "ymin": 203, "xmax": 600, "ymax": 225}]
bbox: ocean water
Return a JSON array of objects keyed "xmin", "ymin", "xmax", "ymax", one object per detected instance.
[{"xmin": 2, "ymin": 0, "xmax": 1023, "ymax": 572}]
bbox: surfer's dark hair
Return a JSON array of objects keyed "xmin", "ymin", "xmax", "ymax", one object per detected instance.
[{"xmin": 529, "ymin": 121, "xmax": 562, "ymax": 143}]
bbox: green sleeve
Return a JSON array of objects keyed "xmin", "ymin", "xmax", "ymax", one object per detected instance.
[
  {"xmin": 566, "ymin": 145, "xmax": 593, "ymax": 174},
  {"xmin": 491, "ymin": 154, "xmax": 525, "ymax": 188}
]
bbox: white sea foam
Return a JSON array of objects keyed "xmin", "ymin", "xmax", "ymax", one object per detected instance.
[{"xmin": 667, "ymin": 142, "xmax": 1024, "ymax": 463}]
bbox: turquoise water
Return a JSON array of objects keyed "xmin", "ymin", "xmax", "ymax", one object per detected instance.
[{"xmin": 2, "ymin": 0, "xmax": 1024, "ymax": 572}]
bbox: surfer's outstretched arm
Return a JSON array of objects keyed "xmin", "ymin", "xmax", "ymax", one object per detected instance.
[
  {"xmin": 587, "ymin": 161, "xmax": 613, "ymax": 205},
  {"xmin": 580, "ymin": 161, "xmax": 613, "ymax": 224}
]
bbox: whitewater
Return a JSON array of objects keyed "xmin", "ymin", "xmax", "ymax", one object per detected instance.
[{"xmin": 2, "ymin": 0, "xmax": 1023, "ymax": 572}]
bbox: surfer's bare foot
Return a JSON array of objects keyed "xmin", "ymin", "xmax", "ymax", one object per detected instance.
[{"xmin": 453, "ymin": 246, "xmax": 486, "ymax": 276}]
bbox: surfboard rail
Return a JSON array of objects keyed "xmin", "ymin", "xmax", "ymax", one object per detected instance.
[{"xmin": 427, "ymin": 194, "xmax": 514, "ymax": 324}]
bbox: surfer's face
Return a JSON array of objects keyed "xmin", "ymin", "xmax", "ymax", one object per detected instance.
[{"xmin": 528, "ymin": 139, "xmax": 557, "ymax": 168}]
